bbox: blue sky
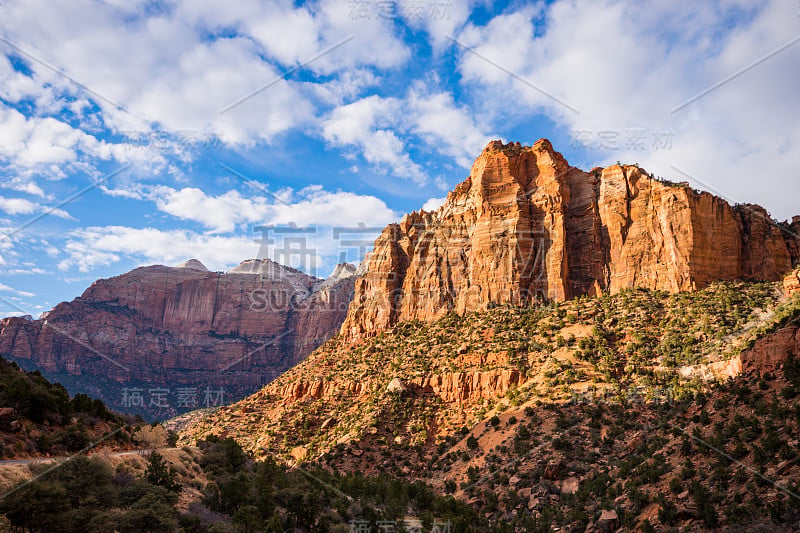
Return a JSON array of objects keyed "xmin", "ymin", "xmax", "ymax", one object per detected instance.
[{"xmin": 0, "ymin": 0, "xmax": 798, "ymax": 317}]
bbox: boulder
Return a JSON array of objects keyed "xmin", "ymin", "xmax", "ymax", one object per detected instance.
[
  {"xmin": 386, "ymin": 378, "xmax": 407, "ymax": 393},
  {"xmin": 596, "ymin": 509, "xmax": 619, "ymax": 532}
]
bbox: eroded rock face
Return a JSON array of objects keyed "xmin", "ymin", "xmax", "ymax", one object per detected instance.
[
  {"xmin": 739, "ymin": 269, "xmax": 800, "ymax": 373},
  {"xmin": 741, "ymin": 327, "xmax": 800, "ymax": 374},
  {"xmin": 267, "ymin": 370, "xmax": 524, "ymax": 405},
  {"xmin": 342, "ymin": 139, "xmax": 800, "ymax": 339},
  {"xmin": 0, "ymin": 259, "xmax": 355, "ymax": 419},
  {"xmin": 409, "ymin": 370, "xmax": 524, "ymax": 403},
  {"xmin": 785, "ymin": 268, "xmax": 800, "ymax": 298}
]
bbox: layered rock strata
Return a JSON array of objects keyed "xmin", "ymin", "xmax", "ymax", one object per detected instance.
[
  {"xmin": 342, "ymin": 140, "xmax": 800, "ymax": 339},
  {"xmin": 0, "ymin": 259, "xmax": 355, "ymax": 418}
]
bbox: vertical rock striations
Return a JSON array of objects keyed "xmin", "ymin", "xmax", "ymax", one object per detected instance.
[
  {"xmin": 0, "ymin": 259, "xmax": 355, "ymax": 418},
  {"xmin": 342, "ymin": 139, "xmax": 800, "ymax": 339}
]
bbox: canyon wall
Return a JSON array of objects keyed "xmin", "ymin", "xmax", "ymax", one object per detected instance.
[
  {"xmin": 342, "ymin": 139, "xmax": 800, "ymax": 339},
  {"xmin": 0, "ymin": 259, "xmax": 355, "ymax": 419}
]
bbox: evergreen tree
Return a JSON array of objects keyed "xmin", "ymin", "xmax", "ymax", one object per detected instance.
[{"xmin": 144, "ymin": 451, "xmax": 182, "ymax": 492}]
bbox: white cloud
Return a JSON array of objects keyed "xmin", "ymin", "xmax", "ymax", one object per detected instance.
[
  {"xmin": 322, "ymin": 95, "xmax": 428, "ymax": 184},
  {"xmin": 322, "ymin": 88, "xmax": 492, "ymax": 183},
  {"xmin": 0, "ymin": 312, "xmax": 29, "ymax": 318},
  {"xmin": 56, "ymin": 222, "xmax": 387, "ymax": 278},
  {"xmin": 456, "ymin": 0, "xmax": 800, "ymax": 219},
  {"xmin": 397, "ymin": 0, "xmax": 486, "ymax": 50},
  {"xmin": 177, "ymin": 0, "xmax": 410, "ymax": 73},
  {"xmin": 2, "ymin": 267, "xmax": 47, "ymax": 275},
  {"xmin": 132, "ymin": 37, "xmax": 315, "ymax": 146},
  {"xmin": 421, "ymin": 197, "xmax": 447, "ymax": 212},
  {"xmin": 0, "ymin": 104, "xmax": 168, "ymax": 183},
  {"xmin": 99, "ymin": 184, "xmax": 144, "ymax": 200},
  {"xmin": 0, "ymin": 197, "xmax": 38, "ymax": 216},
  {"xmin": 269, "ymin": 187, "xmax": 399, "ymax": 227},
  {"xmin": 0, "ymin": 282, "xmax": 35, "ymax": 298},
  {"xmin": 58, "ymin": 226, "xmax": 255, "ymax": 272},
  {"xmin": 0, "ymin": 54, "xmax": 54, "ymax": 105},
  {"xmin": 2, "ymin": 179, "xmax": 46, "ymax": 197},
  {"xmin": 0, "ymin": 229, "xmax": 12, "ymax": 266},
  {"xmin": 0, "ymin": 0, "xmax": 412, "ymax": 150},
  {"xmin": 151, "ymin": 186, "xmax": 267, "ymax": 234},
  {"xmin": 0, "ymin": 106, "xmax": 84, "ymax": 167},
  {"xmin": 145, "ymin": 184, "xmax": 399, "ymax": 233},
  {"xmin": 407, "ymin": 86, "xmax": 492, "ymax": 168},
  {"xmin": 0, "ymin": 196, "xmax": 72, "ymax": 219},
  {"xmin": 310, "ymin": 69, "xmax": 381, "ymax": 106}
]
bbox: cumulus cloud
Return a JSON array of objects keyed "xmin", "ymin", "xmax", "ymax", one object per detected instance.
[
  {"xmin": 2, "ymin": 178, "xmax": 46, "ymax": 197},
  {"xmin": 57, "ymin": 226, "xmax": 256, "ymax": 272},
  {"xmin": 0, "ymin": 104, "xmax": 167, "ymax": 184},
  {"xmin": 57, "ymin": 223, "xmax": 386, "ymax": 278},
  {"xmin": 322, "ymin": 95, "xmax": 429, "ymax": 184},
  {"xmin": 407, "ymin": 86, "xmax": 492, "ymax": 168},
  {"xmin": 0, "ymin": 197, "xmax": 41, "ymax": 216},
  {"xmin": 0, "ymin": 0, "xmax": 411, "ymax": 147},
  {"xmin": 0, "ymin": 196, "xmax": 72, "ymax": 219},
  {"xmin": 421, "ymin": 196, "xmax": 447, "ymax": 212},
  {"xmin": 143, "ymin": 183, "xmax": 399, "ymax": 233},
  {"xmin": 397, "ymin": 0, "xmax": 486, "ymax": 50},
  {"xmin": 268, "ymin": 186, "xmax": 400, "ymax": 227},
  {"xmin": 322, "ymin": 87, "xmax": 492, "ymax": 183},
  {"xmin": 456, "ymin": 0, "xmax": 800, "ymax": 219},
  {"xmin": 151, "ymin": 187, "xmax": 267, "ymax": 234}
]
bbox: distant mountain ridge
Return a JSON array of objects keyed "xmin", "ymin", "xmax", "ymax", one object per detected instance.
[{"xmin": 0, "ymin": 259, "xmax": 356, "ymax": 419}]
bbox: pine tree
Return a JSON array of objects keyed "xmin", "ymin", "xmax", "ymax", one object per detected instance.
[{"xmin": 144, "ymin": 451, "xmax": 181, "ymax": 492}]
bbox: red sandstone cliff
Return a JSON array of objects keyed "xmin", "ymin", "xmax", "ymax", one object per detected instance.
[
  {"xmin": 739, "ymin": 268, "xmax": 800, "ymax": 373},
  {"xmin": 342, "ymin": 139, "xmax": 800, "ymax": 339},
  {"xmin": 0, "ymin": 259, "xmax": 355, "ymax": 419},
  {"xmin": 786, "ymin": 268, "xmax": 800, "ymax": 298}
]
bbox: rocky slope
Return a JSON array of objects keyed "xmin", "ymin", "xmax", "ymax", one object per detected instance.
[
  {"xmin": 0, "ymin": 259, "xmax": 356, "ymax": 419},
  {"xmin": 342, "ymin": 139, "xmax": 800, "ymax": 339},
  {"xmin": 175, "ymin": 139, "xmax": 800, "ymax": 531},
  {"xmin": 0, "ymin": 355, "xmax": 139, "ymax": 459},
  {"xmin": 179, "ymin": 267, "xmax": 800, "ymax": 530},
  {"xmin": 180, "ymin": 276, "xmax": 798, "ymax": 456},
  {"xmin": 739, "ymin": 268, "xmax": 800, "ymax": 373}
]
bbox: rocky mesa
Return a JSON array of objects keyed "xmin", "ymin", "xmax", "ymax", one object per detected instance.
[
  {"xmin": 0, "ymin": 259, "xmax": 356, "ymax": 419},
  {"xmin": 342, "ymin": 139, "xmax": 799, "ymax": 339}
]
